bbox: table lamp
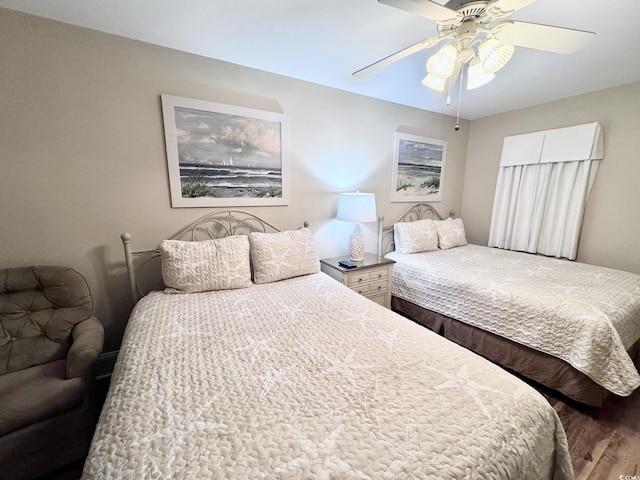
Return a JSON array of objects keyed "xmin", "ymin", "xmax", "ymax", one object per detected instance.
[{"xmin": 336, "ymin": 192, "xmax": 377, "ymax": 261}]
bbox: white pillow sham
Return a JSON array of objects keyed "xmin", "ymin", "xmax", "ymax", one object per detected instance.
[
  {"xmin": 394, "ymin": 219, "xmax": 439, "ymax": 254},
  {"xmin": 249, "ymin": 228, "xmax": 320, "ymax": 284},
  {"xmin": 160, "ymin": 235, "xmax": 252, "ymax": 293},
  {"xmin": 435, "ymin": 218, "xmax": 468, "ymax": 250}
]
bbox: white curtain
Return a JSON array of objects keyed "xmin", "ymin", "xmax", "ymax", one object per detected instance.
[{"xmin": 488, "ymin": 123, "xmax": 603, "ymax": 260}]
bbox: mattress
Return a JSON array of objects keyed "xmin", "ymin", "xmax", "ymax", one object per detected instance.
[
  {"xmin": 83, "ymin": 272, "xmax": 572, "ymax": 479},
  {"xmin": 387, "ymin": 244, "xmax": 640, "ymax": 396}
]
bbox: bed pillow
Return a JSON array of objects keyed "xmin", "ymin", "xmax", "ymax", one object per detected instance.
[
  {"xmin": 435, "ymin": 218, "xmax": 468, "ymax": 250},
  {"xmin": 249, "ymin": 228, "xmax": 320, "ymax": 284},
  {"xmin": 160, "ymin": 235, "xmax": 252, "ymax": 293},
  {"xmin": 393, "ymin": 219, "xmax": 439, "ymax": 254}
]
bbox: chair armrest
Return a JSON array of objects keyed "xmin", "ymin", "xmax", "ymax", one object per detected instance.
[{"xmin": 66, "ymin": 316, "xmax": 104, "ymax": 379}]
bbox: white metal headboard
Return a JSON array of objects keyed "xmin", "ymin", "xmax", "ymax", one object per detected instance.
[
  {"xmin": 378, "ymin": 204, "xmax": 454, "ymax": 255},
  {"xmin": 121, "ymin": 210, "xmax": 307, "ymax": 302}
]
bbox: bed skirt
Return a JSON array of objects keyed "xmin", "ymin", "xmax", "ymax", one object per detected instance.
[{"xmin": 392, "ymin": 296, "xmax": 640, "ymax": 407}]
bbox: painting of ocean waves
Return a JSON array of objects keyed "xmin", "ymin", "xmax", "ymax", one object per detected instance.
[
  {"xmin": 162, "ymin": 96, "xmax": 288, "ymax": 205},
  {"xmin": 180, "ymin": 162, "xmax": 282, "ymax": 198},
  {"xmin": 391, "ymin": 133, "xmax": 447, "ymax": 202}
]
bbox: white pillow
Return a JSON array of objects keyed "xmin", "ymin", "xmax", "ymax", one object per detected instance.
[
  {"xmin": 249, "ymin": 228, "xmax": 320, "ymax": 284},
  {"xmin": 160, "ymin": 235, "xmax": 252, "ymax": 293},
  {"xmin": 393, "ymin": 219, "xmax": 439, "ymax": 254},
  {"xmin": 435, "ymin": 218, "xmax": 468, "ymax": 250}
]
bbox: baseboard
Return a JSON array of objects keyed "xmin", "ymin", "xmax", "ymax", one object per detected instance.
[{"xmin": 94, "ymin": 350, "xmax": 119, "ymax": 380}]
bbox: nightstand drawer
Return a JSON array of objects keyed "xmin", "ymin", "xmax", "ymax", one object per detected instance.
[
  {"xmin": 351, "ymin": 284, "xmax": 371, "ymax": 295},
  {"xmin": 348, "ymin": 272, "xmax": 371, "ymax": 286},
  {"xmin": 369, "ymin": 279, "xmax": 387, "ymax": 293},
  {"xmin": 369, "ymin": 269, "xmax": 388, "ymax": 281}
]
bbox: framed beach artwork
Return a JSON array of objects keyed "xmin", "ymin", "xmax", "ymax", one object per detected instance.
[
  {"xmin": 390, "ymin": 132, "xmax": 447, "ymax": 202},
  {"xmin": 161, "ymin": 94, "xmax": 289, "ymax": 207}
]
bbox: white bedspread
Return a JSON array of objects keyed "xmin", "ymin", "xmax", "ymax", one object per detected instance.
[
  {"xmin": 83, "ymin": 272, "xmax": 572, "ymax": 479},
  {"xmin": 388, "ymin": 244, "xmax": 640, "ymax": 396}
]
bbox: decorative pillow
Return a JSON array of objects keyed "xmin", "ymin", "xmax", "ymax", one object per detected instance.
[
  {"xmin": 160, "ymin": 235, "xmax": 252, "ymax": 293},
  {"xmin": 393, "ymin": 219, "xmax": 439, "ymax": 254},
  {"xmin": 249, "ymin": 228, "xmax": 320, "ymax": 284},
  {"xmin": 435, "ymin": 218, "xmax": 468, "ymax": 250}
]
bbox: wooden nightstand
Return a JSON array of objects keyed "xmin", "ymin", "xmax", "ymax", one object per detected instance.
[{"xmin": 320, "ymin": 253, "xmax": 395, "ymax": 308}]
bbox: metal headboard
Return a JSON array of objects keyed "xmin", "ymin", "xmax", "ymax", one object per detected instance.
[
  {"xmin": 378, "ymin": 204, "xmax": 454, "ymax": 255},
  {"xmin": 121, "ymin": 210, "xmax": 306, "ymax": 302}
]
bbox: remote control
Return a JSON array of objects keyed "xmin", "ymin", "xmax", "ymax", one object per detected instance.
[{"xmin": 338, "ymin": 260, "xmax": 357, "ymax": 269}]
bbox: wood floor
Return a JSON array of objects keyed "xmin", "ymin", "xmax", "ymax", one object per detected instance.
[{"xmin": 539, "ymin": 383, "xmax": 640, "ymax": 480}]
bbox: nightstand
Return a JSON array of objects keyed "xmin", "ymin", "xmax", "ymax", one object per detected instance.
[{"xmin": 320, "ymin": 253, "xmax": 395, "ymax": 308}]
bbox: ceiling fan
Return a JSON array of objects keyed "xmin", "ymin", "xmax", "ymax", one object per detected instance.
[{"xmin": 354, "ymin": 0, "xmax": 595, "ymax": 94}]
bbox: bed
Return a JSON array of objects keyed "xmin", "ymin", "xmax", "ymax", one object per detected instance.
[
  {"xmin": 83, "ymin": 210, "xmax": 573, "ymax": 479},
  {"xmin": 381, "ymin": 203, "xmax": 640, "ymax": 407}
]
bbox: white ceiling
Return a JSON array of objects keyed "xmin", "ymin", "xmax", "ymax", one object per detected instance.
[{"xmin": 2, "ymin": 0, "xmax": 639, "ymax": 120}]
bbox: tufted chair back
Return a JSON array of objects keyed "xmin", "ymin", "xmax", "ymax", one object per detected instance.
[{"xmin": 0, "ymin": 265, "xmax": 93, "ymax": 375}]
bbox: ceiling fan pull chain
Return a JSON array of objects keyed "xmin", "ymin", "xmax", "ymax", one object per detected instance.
[{"xmin": 455, "ymin": 65, "xmax": 464, "ymax": 131}]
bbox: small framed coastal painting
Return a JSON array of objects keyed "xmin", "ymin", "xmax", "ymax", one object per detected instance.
[
  {"xmin": 390, "ymin": 132, "xmax": 447, "ymax": 202},
  {"xmin": 161, "ymin": 94, "xmax": 289, "ymax": 207}
]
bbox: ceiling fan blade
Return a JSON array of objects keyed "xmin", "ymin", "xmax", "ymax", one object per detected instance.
[
  {"xmin": 353, "ymin": 35, "xmax": 447, "ymax": 77},
  {"xmin": 491, "ymin": 21, "xmax": 595, "ymax": 54},
  {"xmin": 487, "ymin": 0, "xmax": 539, "ymax": 17},
  {"xmin": 379, "ymin": 0, "xmax": 458, "ymax": 22}
]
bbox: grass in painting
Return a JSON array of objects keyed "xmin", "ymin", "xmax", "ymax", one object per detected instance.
[
  {"xmin": 257, "ymin": 186, "xmax": 282, "ymax": 198},
  {"xmin": 181, "ymin": 168, "xmax": 212, "ymax": 197},
  {"xmin": 397, "ymin": 174, "xmax": 440, "ymax": 194}
]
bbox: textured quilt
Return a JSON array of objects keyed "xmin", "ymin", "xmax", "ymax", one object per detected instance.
[
  {"xmin": 83, "ymin": 272, "xmax": 572, "ymax": 479},
  {"xmin": 388, "ymin": 244, "xmax": 640, "ymax": 396}
]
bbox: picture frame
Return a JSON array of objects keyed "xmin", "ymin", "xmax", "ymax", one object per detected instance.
[
  {"xmin": 390, "ymin": 132, "xmax": 447, "ymax": 203},
  {"xmin": 161, "ymin": 94, "xmax": 289, "ymax": 207}
]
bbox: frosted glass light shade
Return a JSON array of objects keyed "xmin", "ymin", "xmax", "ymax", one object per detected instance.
[
  {"xmin": 422, "ymin": 74, "xmax": 446, "ymax": 92},
  {"xmin": 467, "ymin": 58, "xmax": 495, "ymax": 90},
  {"xmin": 426, "ymin": 44, "xmax": 458, "ymax": 79},
  {"xmin": 479, "ymin": 38, "xmax": 514, "ymax": 74}
]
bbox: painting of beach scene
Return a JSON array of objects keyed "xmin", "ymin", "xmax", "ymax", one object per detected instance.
[
  {"xmin": 161, "ymin": 95, "xmax": 288, "ymax": 207},
  {"xmin": 390, "ymin": 132, "xmax": 447, "ymax": 202}
]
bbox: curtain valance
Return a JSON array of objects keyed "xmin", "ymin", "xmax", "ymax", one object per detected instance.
[
  {"xmin": 499, "ymin": 122, "xmax": 603, "ymax": 167},
  {"xmin": 489, "ymin": 121, "xmax": 604, "ymax": 260}
]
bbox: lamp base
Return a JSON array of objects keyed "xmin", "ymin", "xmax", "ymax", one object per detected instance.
[{"xmin": 348, "ymin": 223, "xmax": 365, "ymax": 262}]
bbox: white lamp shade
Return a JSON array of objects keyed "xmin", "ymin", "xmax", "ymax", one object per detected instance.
[{"xmin": 336, "ymin": 192, "xmax": 377, "ymax": 223}]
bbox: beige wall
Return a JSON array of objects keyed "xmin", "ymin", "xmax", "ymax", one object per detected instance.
[
  {"xmin": 461, "ymin": 81, "xmax": 640, "ymax": 275},
  {"xmin": 0, "ymin": 9, "xmax": 468, "ymax": 351}
]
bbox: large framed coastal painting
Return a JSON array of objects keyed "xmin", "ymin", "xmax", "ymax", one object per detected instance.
[
  {"xmin": 161, "ymin": 95, "xmax": 289, "ymax": 207},
  {"xmin": 390, "ymin": 132, "xmax": 447, "ymax": 202}
]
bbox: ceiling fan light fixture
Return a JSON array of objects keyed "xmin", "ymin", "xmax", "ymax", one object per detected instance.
[
  {"xmin": 479, "ymin": 38, "xmax": 514, "ymax": 74},
  {"xmin": 421, "ymin": 74, "xmax": 446, "ymax": 92},
  {"xmin": 467, "ymin": 58, "xmax": 495, "ymax": 90},
  {"xmin": 426, "ymin": 44, "xmax": 458, "ymax": 79}
]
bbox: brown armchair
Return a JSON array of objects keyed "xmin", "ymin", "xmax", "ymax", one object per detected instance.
[{"xmin": 0, "ymin": 266, "xmax": 104, "ymax": 479}]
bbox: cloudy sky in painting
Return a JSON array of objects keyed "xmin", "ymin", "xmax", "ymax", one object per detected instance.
[
  {"xmin": 398, "ymin": 139, "xmax": 443, "ymax": 167},
  {"xmin": 173, "ymin": 106, "xmax": 282, "ymax": 169}
]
